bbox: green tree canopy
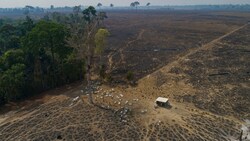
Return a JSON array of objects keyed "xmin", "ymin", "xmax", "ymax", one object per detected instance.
[
  {"xmin": 0, "ymin": 49, "xmax": 24, "ymax": 71},
  {"xmin": 22, "ymin": 20, "xmax": 70, "ymax": 59},
  {"xmin": 0, "ymin": 63, "xmax": 26, "ymax": 101},
  {"xmin": 95, "ymin": 28, "xmax": 110, "ymax": 55}
]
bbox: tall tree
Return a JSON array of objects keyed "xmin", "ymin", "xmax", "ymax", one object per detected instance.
[
  {"xmin": 0, "ymin": 24, "xmax": 17, "ymax": 51},
  {"xmin": 24, "ymin": 5, "xmax": 34, "ymax": 15},
  {"xmin": 83, "ymin": 6, "xmax": 100, "ymax": 104},
  {"xmin": 110, "ymin": 4, "xmax": 114, "ymax": 8},
  {"xmin": 73, "ymin": 5, "xmax": 81, "ymax": 16},
  {"xmin": 130, "ymin": 2, "xmax": 135, "ymax": 9},
  {"xmin": 22, "ymin": 21, "xmax": 70, "ymax": 88},
  {"xmin": 0, "ymin": 19, "xmax": 4, "ymax": 27},
  {"xmin": 0, "ymin": 49, "xmax": 25, "ymax": 102},
  {"xmin": 0, "ymin": 64, "xmax": 26, "ymax": 101},
  {"xmin": 18, "ymin": 16, "xmax": 34, "ymax": 36},
  {"xmin": 97, "ymin": 3, "xmax": 102, "ymax": 10},
  {"xmin": 67, "ymin": 10, "xmax": 86, "ymax": 58},
  {"xmin": 146, "ymin": 2, "xmax": 151, "ymax": 8},
  {"xmin": 25, "ymin": 5, "xmax": 34, "ymax": 11},
  {"xmin": 68, "ymin": 6, "xmax": 107, "ymax": 104},
  {"xmin": 134, "ymin": 1, "xmax": 140, "ymax": 12},
  {"xmin": 97, "ymin": 12, "xmax": 108, "ymax": 27},
  {"xmin": 50, "ymin": 5, "xmax": 54, "ymax": 9}
]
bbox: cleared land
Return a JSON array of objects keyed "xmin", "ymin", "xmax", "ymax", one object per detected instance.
[
  {"xmin": 104, "ymin": 10, "xmax": 250, "ymax": 81},
  {"xmin": 0, "ymin": 10, "xmax": 250, "ymax": 141}
]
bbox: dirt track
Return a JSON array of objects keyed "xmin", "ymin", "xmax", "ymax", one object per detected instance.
[{"xmin": 107, "ymin": 29, "xmax": 145, "ymax": 70}]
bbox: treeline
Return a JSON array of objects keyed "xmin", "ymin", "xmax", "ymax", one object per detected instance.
[
  {"xmin": 164, "ymin": 4, "xmax": 250, "ymax": 11},
  {"xmin": 0, "ymin": 5, "xmax": 74, "ymax": 15},
  {"xmin": 0, "ymin": 6, "xmax": 45, "ymax": 14},
  {"xmin": 1, "ymin": 4, "xmax": 250, "ymax": 13},
  {"xmin": 0, "ymin": 5, "xmax": 92, "ymax": 14},
  {"xmin": 0, "ymin": 6, "xmax": 108, "ymax": 105}
]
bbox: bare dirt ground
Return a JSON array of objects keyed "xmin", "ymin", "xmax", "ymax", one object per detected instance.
[{"xmin": 0, "ymin": 10, "xmax": 250, "ymax": 141}]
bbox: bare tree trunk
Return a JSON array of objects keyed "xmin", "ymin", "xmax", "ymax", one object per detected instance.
[
  {"xmin": 239, "ymin": 130, "xmax": 243, "ymax": 141},
  {"xmin": 99, "ymin": 55, "xmax": 103, "ymax": 67},
  {"xmin": 51, "ymin": 48, "xmax": 56, "ymax": 87},
  {"xmin": 85, "ymin": 22, "xmax": 98, "ymax": 104},
  {"xmin": 86, "ymin": 46, "xmax": 93, "ymax": 104},
  {"xmin": 50, "ymin": 36, "xmax": 56, "ymax": 87}
]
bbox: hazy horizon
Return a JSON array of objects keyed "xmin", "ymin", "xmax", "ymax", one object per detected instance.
[{"xmin": 0, "ymin": 0, "xmax": 250, "ymax": 8}]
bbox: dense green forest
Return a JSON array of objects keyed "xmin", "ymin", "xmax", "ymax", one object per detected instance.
[{"xmin": 0, "ymin": 6, "xmax": 109, "ymax": 105}]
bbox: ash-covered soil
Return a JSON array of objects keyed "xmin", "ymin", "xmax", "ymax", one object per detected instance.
[
  {"xmin": 104, "ymin": 10, "xmax": 250, "ymax": 80},
  {"xmin": 1, "ymin": 10, "xmax": 250, "ymax": 141},
  {"xmin": 172, "ymin": 25, "xmax": 250, "ymax": 119}
]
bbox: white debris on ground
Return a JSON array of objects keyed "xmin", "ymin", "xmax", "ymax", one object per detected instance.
[
  {"xmin": 69, "ymin": 96, "xmax": 80, "ymax": 106},
  {"xmin": 125, "ymin": 101, "xmax": 129, "ymax": 104},
  {"xmin": 157, "ymin": 120, "xmax": 162, "ymax": 126},
  {"xmin": 141, "ymin": 109, "xmax": 147, "ymax": 114},
  {"xmin": 229, "ymin": 120, "xmax": 250, "ymax": 141},
  {"xmin": 133, "ymin": 99, "xmax": 139, "ymax": 101},
  {"xmin": 241, "ymin": 120, "xmax": 250, "ymax": 141},
  {"xmin": 81, "ymin": 81, "xmax": 145, "ymax": 124},
  {"xmin": 73, "ymin": 96, "xmax": 79, "ymax": 102},
  {"xmin": 93, "ymin": 88, "xmax": 138, "ymax": 109},
  {"xmin": 115, "ymin": 107, "xmax": 130, "ymax": 123}
]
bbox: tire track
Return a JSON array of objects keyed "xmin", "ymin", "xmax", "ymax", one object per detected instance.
[{"xmin": 107, "ymin": 29, "xmax": 145, "ymax": 71}]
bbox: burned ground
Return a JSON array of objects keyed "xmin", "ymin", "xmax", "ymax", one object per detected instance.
[
  {"xmin": 171, "ymin": 25, "xmax": 250, "ymax": 119},
  {"xmin": 104, "ymin": 10, "xmax": 250, "ymax": 81},
  {"xmin": 0, "ymin": 10, "xmax": 250, "ymax": 141}
]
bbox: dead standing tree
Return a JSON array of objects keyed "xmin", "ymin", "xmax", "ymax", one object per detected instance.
[
  {"xmin": 67, "ymin": 6, "xmax": 108, "ymax": 104},
  {"xmin": 130, "ymin": 2, "xmax": 135, "ymax": 10},
  {"xmin": 110, "ymin": 4, "xmax": 114, "ymax": 9},
  {"xmin": 146, "ymin": 2, "xmax": 151, "ymax": 9},
  {"xmin": 83, "ymin": 6, "xmax": 108, "ymax": 104},
  {"xmin": 134, "ymin": 1, "xmax": 140, "ymax": 12},
  {"xmin": 97, "ymin": 3, "xmax": 102, "ymax": 10},
  {"xmin": 130, "ymin": 1, "xmax": 140, "ymax": 12}
]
